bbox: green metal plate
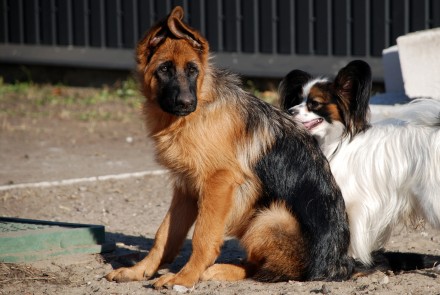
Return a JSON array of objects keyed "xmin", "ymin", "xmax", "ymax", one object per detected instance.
[{"xmin": 0, "ymin": 217, "xmax": 115, "ymax": 263}]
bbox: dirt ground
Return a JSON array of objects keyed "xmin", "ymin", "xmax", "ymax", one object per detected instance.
[{"xmin": 1, "ymin": 84, "xmax": 440, "ymax": 294}]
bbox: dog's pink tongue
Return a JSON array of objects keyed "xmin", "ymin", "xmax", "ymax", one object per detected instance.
[{"xmin": 303, "ymin": 119, "xmax": 318, "ymax": 130}]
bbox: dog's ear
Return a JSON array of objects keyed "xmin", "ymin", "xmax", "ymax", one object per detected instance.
[
  {"xmin": 167, "ymin": 6, "xmax": 209, "ymax": 61},
  {"xmin": 334, "ymin": 60, "xmax": 372, "ymax": 138},
  {"xmin": 278, "ymin": 69, "xmax": 312, "ymax": 111},
  {"xmin": 136, "ymin": 16, "xmax": 168, "ymax": 73},
  {"xmin": 136, "ymin": 6, "xmax": 209, "ymax": 73}
]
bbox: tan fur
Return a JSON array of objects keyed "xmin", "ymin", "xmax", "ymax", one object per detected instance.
[
  {"xmin": 310, "ymin": 86, "xmax": 343, "ymax": 123},
  {"xmin": 106, "ymin": 6, "xmax": 308, "ymax": 288},
  {"xmin": 201, "ymin": 264, "xmax": 250, "ymax": 281},
  {"xmin": 241, "ymin": 203, "xmax": 308, "ymax": 280},
  {"xmin": 308, "ymin": 88, "xmax": 327, "ymax": 104}
]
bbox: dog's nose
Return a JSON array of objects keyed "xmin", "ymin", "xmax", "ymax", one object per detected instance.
[{"xmin": 176, "ymin": 94, "xmax": 194, "ymax": 108}]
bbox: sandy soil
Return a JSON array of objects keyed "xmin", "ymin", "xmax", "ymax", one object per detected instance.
[{"xmin": 1, "ymin": 88, "xmax": 440, "ymax": 294}]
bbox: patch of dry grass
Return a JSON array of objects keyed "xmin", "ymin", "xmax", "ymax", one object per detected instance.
[
  {"xmin": 0, "ymin": 263, "xmax": 71, "ymax": 286},
  {"xmin": 0, "ymin": 77, "xmax": 143, "ymax": 132}
]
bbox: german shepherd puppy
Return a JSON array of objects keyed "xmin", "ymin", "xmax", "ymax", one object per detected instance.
[{"xmin": 106, "ymin": 6, "xmax": 354, "ymax": 288}]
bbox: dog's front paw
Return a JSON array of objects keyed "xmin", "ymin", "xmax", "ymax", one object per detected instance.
[
  {"xmin": 153, "ymin": 271, "xmax": 198, "ymax": 289},
  {"xmin": 153, "ymin": 272, "xmax": 176, "ymax": 289},
  {"xmin": 105, "ymin": 267, "xmax": 145, "ymax": 282}
]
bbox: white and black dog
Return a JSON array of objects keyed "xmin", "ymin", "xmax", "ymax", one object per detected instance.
[{"xmin": 279, "ymin": 60, "xmax": 440, "ymax": 267}]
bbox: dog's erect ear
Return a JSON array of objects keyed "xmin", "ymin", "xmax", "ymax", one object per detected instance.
[
  {"xmin": 136, "ymin": 6, "xmax": 209, "ymax": 73},
  {"xmin": 278, "ymin": 69, "xmax": 312, "ymax": 111},
  {"xmin": 167, "ymin": 6, "xmax": 209, "ymax": 55},
  {"xmin": 334, "ymin": 60, "xmax": 372, "ymax": 138}
]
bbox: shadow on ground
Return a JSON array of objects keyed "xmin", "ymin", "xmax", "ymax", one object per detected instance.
[{"xmin": 103, "ymin": 232, "xmax": 246, "ymax": 276}]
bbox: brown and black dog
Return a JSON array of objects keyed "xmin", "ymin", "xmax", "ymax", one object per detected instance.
[{"xmin": 106, "ymin": 6, "xmax": 354, "ymax": 289}]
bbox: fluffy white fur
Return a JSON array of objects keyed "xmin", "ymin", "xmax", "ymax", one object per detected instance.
[{"xmin": 292, "ymin": 98, "xmax": 440, "ymax": 265}]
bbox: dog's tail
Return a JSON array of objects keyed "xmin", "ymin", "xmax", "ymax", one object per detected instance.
[
  {"xmin": 241, "ymin": 203, "xmax": 356, "ymax": 282},
  {"xmin": 376, "ymin": 98, "xmax": 440, "ymax": 127},
  {"xmin": 240, "ymin": 204, "xmax": 309, "ymax": 282},
  {"xmin": 381, "ymin": 251, "xmax": 440, "ymax": 272},
  {"xmin": 355, "ymin": 251, "xmax": 440, "ymax": 274}
]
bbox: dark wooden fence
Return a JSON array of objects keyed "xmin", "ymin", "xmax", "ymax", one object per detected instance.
[{"xmin": 1, "ymin": 0, "xmax": 439, "ymax": 80}]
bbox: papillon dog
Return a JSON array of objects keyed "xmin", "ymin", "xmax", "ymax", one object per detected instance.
[{"xmin": 279, "ymin": 60, "xmax": 440, "ymax": 267}]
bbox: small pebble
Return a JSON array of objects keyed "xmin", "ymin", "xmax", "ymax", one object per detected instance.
[
  {"xmin": 380, "ymin": 275, "xmax": 389, "ymax": 285},
  {"xmin": 386, "ymin": 270, "xmax": 394, "ymax": 276},
  {"xmin": 173, "ymin": 285, "xmax": 192, "ymax": 293},
  {"xmin": 321, "ymin": 284, "xmax": 330, "ymax": 294}
]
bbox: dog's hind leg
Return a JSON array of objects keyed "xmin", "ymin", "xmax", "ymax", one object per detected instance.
[
  {"xmin": 106, "ymin": 185, "xmax": 198, "ymax": 282},
  {"xmin": 201, "ymin": 204, "xmax": 308, "ymax": 282},
  {"xmin": 201, "ymin": 204, "xmax": 312, "ymax": 283},
  {"xmin": 201, "ymin": 263, "xmax": 254, "ymax": 281}
]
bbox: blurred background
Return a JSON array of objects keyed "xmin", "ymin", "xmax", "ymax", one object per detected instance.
[{"xmin": 1, "ymin": 0, "xmax": 440, "ymax": 88}]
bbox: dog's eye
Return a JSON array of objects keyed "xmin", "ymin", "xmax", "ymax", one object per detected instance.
[
  {"xmin": 308, "ymin": 100, "xmax": 320, "ymax": 109},
  {"xmin": 159, "ymin": 66, "xmax": 168, "ymax": 73},
  {"xmin": 187, "ymin": 65, "xmax": 198, "ymax": 75}
]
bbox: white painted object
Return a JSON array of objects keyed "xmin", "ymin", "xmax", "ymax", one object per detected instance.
[
  {"xmin": 397, "ymin": 28, "xmax": 440, "ymax": 100},
  {"xmin": 381, "ymin": 45, "xmax": 405, "ymax": 94}
]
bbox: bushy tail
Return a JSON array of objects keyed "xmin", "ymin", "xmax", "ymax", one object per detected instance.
[
  {"xmin": 355, "ymin": 250, "xmax": 440, "ymax": 274},
  {"xmin": 374, "ymin": 98, "xmax": 440, "ymax": 127},
  {"xmin": 382, "ymin": 251, "xmax": 440, "ymax": 272},
  {"xmin": 240, "ymin": 204, "xmax": 309, "ymax": 282}
]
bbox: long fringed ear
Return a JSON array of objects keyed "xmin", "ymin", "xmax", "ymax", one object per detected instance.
[
  {"xmin": 278, "ymin": 69, "xmax": 312, "ymax": 111},
  {"xmin": 334, "ymin": 60, "xmax": 372, "ymax": 138},
  {"xmin": 167, "ymin": 6, "xmax": 209, "ymax": 62}
]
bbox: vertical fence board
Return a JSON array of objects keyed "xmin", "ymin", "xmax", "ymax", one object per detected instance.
[
  {"xmin": 155, "ymin": 0, "xmax": 170, "ymax": 19},
  {"xmin": 315, "ymin": 0, "xmax": 329, "ymax": 55},
  {"xmin": 72, "ymin": 0, "xmax": 87, "ymax": 46},
  {"xmin": 241, "ymin": 0, "xmax": 256, "ymax": 53},
  {"xmin": 259, "ymin": 0, "xmax": 273, "ymax": 53},
  {"xmin": 188, "ymin": 0, "xmax": 204, "ymax": 34},
  {"xmin": 138, "ymin": 0, "xmax": 154, "ymax": 38},
  {"xmin": 121, "ymin": 0, "xmax": 136, "ymax": 48},
  {"xmin": 89, "ymin": 0, "xmax": 103, "ymax": 47},
  {"xmin": 296, "ymin": 0, "xmax": 311, "ymax": 54},
  {"xmin": 223, "ymin": 0, "xmax": 237, "ymax": 52},
  {"xmin": 105, "ymin": 0, "xmax": 118, "ymax": 48},
  {"xmin": 23, "ymin": 0, "xmax": 38, "ymax": 44},
  {"xmin": 205, "ymin": 0, "xmax": 220, "ymax": 51},
  {"xmin": 40, "ymin": 0, "xmax": 55, "ymax": 45},
  {"xmin": 332, "ymin": 0, "xmax": 347, "ymax": 55},
  {"xmin": 410, "ymin": 0, "xmax": 428, "ymax": 31},
  {"xmin": 9, "ymin": 0, "xmax": 23, "ymax": 44},
  {"xmin": 0, "ymin": 0, "xmax": 6, "ymax": 42},
  {"xmin": 277, "ymin": 0, "xmax": 293, "ymax": 54},
  {"xmin": 352, "ymin": 0, "xmax": 367, "ymax": 56},
  {"xmin": 432, "ymin": 0, "xmax": 440, "ymax": 27},
  {"xmin": 370, "ymin": 0, "xmax": 386, "ymax": 56},
  {"xmin": 57, "ymin": 0, "xmax": 71, "ymax": 46},
  {"xmin": 390, "ymin": 0, "xmax": 406, "ymax": 44}
]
